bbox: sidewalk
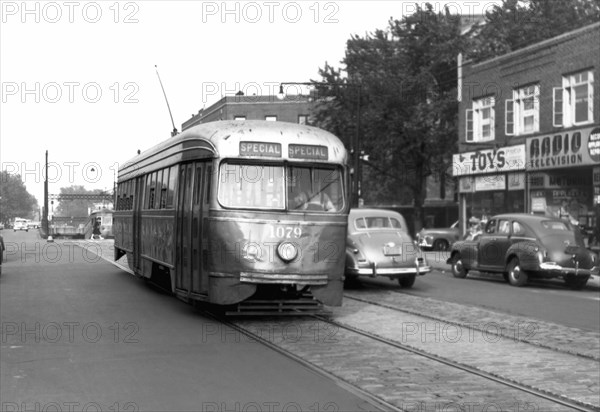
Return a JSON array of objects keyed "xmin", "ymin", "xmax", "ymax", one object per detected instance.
[{"xmin": 424, "ymin": 250, "xmax": 600, "ymax": 289}]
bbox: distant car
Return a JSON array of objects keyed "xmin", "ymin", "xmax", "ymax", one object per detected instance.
[
  {"xmin": 417, "ymin": 221, "xmax": 460, "ymax": 251},
  {"xmin": 13, "ymin": 219, "xmax": 29, "ymax": 232},
  {"xmin": 27, "ymin": 221, "xmax": 41, "ymax": 229},
  {"xmin": 447, "ymin": 213, "xmax": 598, "ymax": 289},
  {"xmin": 0, "ymin": 223, "xmax": 4, "ymax": 230},
  {"xmin": 345, "ymin": 208, "xmax": 431, "ymax": 288}
]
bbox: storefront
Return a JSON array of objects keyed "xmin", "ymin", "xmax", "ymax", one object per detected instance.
[
  {"xmin": 454, "ymin": 144, "xmax": 527, "ymax": 235},
  {"xmin": 526, "ymin": 125, "xmax": 600, "ymax": 246}
]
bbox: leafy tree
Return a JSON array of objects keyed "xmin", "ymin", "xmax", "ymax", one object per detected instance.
[
  {"xmin": 466, "ymin": 0, "xmax": 600, "ymax": 62},
  {"xmin": 0, "ymin": 171, "xmax": 39, "ymax": 224},
  {"xmin": 312, "ymin": 4, "xmax": 464, "ymax": 231},
  {"xmin": 54, "ymin": 186, "xmax": 107, "ymax": 218}
]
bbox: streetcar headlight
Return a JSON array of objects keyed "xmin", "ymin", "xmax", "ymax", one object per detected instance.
[{"xmin": 277, "ymin": 241, "xmax": 298, "ymax": 262}]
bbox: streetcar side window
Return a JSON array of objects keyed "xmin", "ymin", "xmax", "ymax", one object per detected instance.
[
  {"xmin": 167, "ymin": 165, "xmax": 177, "ymax": 208},
  {"xmin": 158, "ymin": 169, "xmax": 167, "ymax": 209},
  {"xmin": 147, "ymin": 173, "xmax": 156, "ymax": 209}
]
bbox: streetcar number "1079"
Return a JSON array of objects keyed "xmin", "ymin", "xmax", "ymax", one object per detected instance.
[{"xmin": 268, "ymin": 225, "xmax": 302, "ymax": 239}]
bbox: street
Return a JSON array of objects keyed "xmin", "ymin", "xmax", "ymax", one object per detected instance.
[
  {"xmin": 0, "ymin": 231, "xmax": 377, "ymax": 412},
  {"xmin": 366, "ymin": 251, "xmax": 600, "ymax": 332},
  {"xmin": 2, "ymin": 231, "xmax": 599, "ymax": 411}
]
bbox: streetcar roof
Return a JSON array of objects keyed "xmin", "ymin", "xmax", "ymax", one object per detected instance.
[{"xmin": 118, "ymin": 120, "xmax": 348, "ymax": 181}]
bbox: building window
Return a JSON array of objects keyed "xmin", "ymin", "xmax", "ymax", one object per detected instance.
[
  {"xmin": 298, "ymin": 115, "xmax": 308, "ymax": 125},
  {"xmin": 507, "ymin": 84, "xmax": 539, "ymax": 135},
  {"xmin": 234, "ymin": 116, "xmax": 246, "ymax": 121},
  {"xmin": 265, "ymin": 115, "xmax": 277, "ymax": 121},
  {"xmin": 560, "ymin": 70, "xmax": 594, "ymax": 126},
  {"xmin": 553, "ymin": 87, "xmax": 563, "ymax": 127},
  {"xmin": 466, "ymin": 96, "xmax": 495, "ymax": 142}
]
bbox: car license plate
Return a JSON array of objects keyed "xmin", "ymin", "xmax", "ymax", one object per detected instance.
[{"xmin": 383, "ymin": 246, "xmax": 402, "ymax": 256}]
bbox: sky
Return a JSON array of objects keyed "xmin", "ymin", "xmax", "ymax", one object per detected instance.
[{"xmin": 0, "ymin": 0, "xmax": 500, "ymax": 206}]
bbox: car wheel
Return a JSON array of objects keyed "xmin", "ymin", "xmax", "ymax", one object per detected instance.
[
  {"xmin": 433, "ymin": 239, "xmax": 449, "ymax": 251},
  {"xmin": 450, "ymin": 253, "xmax": 468, "ymax": 278},
  {"xmin": 398, "ymin": 274, "xmax": 416, "ymax": 288},
  {"xmin": 564, "ymin": 275, "xmax": 590, "ymax": 290},
  {"xmin": 506, "ymin": 258, "xmax": 528, "ymax": 286}
]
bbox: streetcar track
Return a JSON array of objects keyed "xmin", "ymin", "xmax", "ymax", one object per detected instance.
[
  {"xmin": 312, "ymin": 312, "xmax": 600, "ymax": 412},
  {"xmin": 200, "ymin": 309, "xmax": 400, "ymax": 412},
  {"xmin": 81, "ymin": 241, "xmax": 599, "ymax": 410},
  {"xmin": 343, "ymin": 292, "xmax": 600, "ymax": 361}
]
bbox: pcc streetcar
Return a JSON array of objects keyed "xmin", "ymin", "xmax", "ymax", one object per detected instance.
[{"xmin": 114, "ymin": 120, "xmax": 349, "ymax": 309}]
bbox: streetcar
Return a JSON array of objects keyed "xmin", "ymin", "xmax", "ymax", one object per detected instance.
[{"xmin": 114, "ymin": 120, "xmax": 350, "ymax": 311}]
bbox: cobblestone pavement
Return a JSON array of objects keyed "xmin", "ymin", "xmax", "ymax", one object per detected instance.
[
  {"xmin": 62, "ymin": 239, "xmax": 600, "ymax": 411},
  {"xmin": 230, "ymin": 317, "xmax": 573, "ymax": 411},
  {"xmin": 344, "ymin": 290, "xmax": 600, "ymax": 360}
]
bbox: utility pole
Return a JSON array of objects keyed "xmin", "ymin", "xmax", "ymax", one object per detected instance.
[{"xmin": 42, "ymin": 150, "xmax": 49, "ymax": 237}]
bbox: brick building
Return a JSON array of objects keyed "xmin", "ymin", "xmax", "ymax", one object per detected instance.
[
  {"xmin": 181, "ymin": 94, "xmax": 312, "ymax": 130},
  {"xmin": 455, "ymin": 22, "xmax": 600, "ymax": 238}
]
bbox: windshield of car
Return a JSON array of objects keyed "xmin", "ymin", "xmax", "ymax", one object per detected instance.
[{"xmin": 354, "ymin": 216, "xmax": 403, "ymax": 230}]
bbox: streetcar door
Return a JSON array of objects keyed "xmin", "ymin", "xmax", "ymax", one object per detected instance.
[
  {"xmin": 176, "ymin": 163, "xmax": 194, "ymax": 292},
  {"xmin": 190, "ymin": 162, "xmax": 207, "ymax": 295},
  {"xmin": 132, "ymin": 176, "xmax": 144, "ymax": 273}
]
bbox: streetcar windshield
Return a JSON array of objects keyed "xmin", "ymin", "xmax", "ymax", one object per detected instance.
[{"xmin": 218, "ymin": 162, "xmax": 344, "ymax": 211}]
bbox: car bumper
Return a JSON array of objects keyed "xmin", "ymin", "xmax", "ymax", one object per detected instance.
[
  {"xmin": 349, "ymin": 263, "xmax": 431, "ymax": 277},
  {"xmin": 417, "ymin": 239, "xmax": 433, "ymax": 248},
  {"xmin": 539, "ymin": 262, "xmax": 599, "ymax": 276}
]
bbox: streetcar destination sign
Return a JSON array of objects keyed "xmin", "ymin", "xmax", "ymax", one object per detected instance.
[
  {"xmin": 288, "ymin": 144, "xmax": 328, "ymax": 160},
  {"xmin": 239, "ymin": 142, "xmax": 282, "ymax": 157}
]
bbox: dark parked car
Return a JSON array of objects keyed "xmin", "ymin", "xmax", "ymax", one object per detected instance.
[
  {"xmin": 345, "ymin": 208, "xmax": 431, "ymax": 288},
  {"xmin": 417, "ymin": 221, "xmax": 460, "ymax": 251},
  {"xmin": 447, "ymin": 213, "xmax": 598, "ymax": 289}
]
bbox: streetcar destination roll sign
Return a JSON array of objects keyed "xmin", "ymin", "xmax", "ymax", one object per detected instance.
[
  {"xmin": 239, "ymin": 142, "xmax": 282, "ymax": 157},
  {"xmin": 288, "ymin": 144, "xmax": 328, "ymax": 160}
]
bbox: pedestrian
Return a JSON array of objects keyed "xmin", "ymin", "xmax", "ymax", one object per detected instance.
[
  {"xmin": 465, "ymin": 216, "xmax": 482, "ymax": 241},
  {"xmin": 91, "ymin": 217, "xmax": 103, "ymax": 240}
]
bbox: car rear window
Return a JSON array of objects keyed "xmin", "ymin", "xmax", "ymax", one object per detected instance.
[
  {"xmin": 541, "ymin": 221, "xmax": 569, "ymax": 231},
  {"xmin": 355, "ymin": 217, "xmax": 403, "ymax": 230}
]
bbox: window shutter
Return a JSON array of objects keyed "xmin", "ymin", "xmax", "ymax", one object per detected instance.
[
  {"xmin": 553, "ymin": 87, "xmax": 563, "ymax": 127},
  {"xmin": 466, "ymin": 109, "xmax": 473, "ymax": 142},
  {"xmin": 505, "ymin": 99, "xmax": 514, "ymax": 135},
  {"xmin": 489, "ymin": 101, "xmax": 495, "ymax": 139}
]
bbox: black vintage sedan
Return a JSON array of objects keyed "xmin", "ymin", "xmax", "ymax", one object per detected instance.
[
  {"xmin": 345, "ymin": 208, "xmax": 431, "ymax": 288},
  {"xmin": 416, "ymin": 221, "xmax": 460, "ymax": 251},
  {"xmin": 447, "ymin": 213, "xmax": 598, "ymax": 289}
]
